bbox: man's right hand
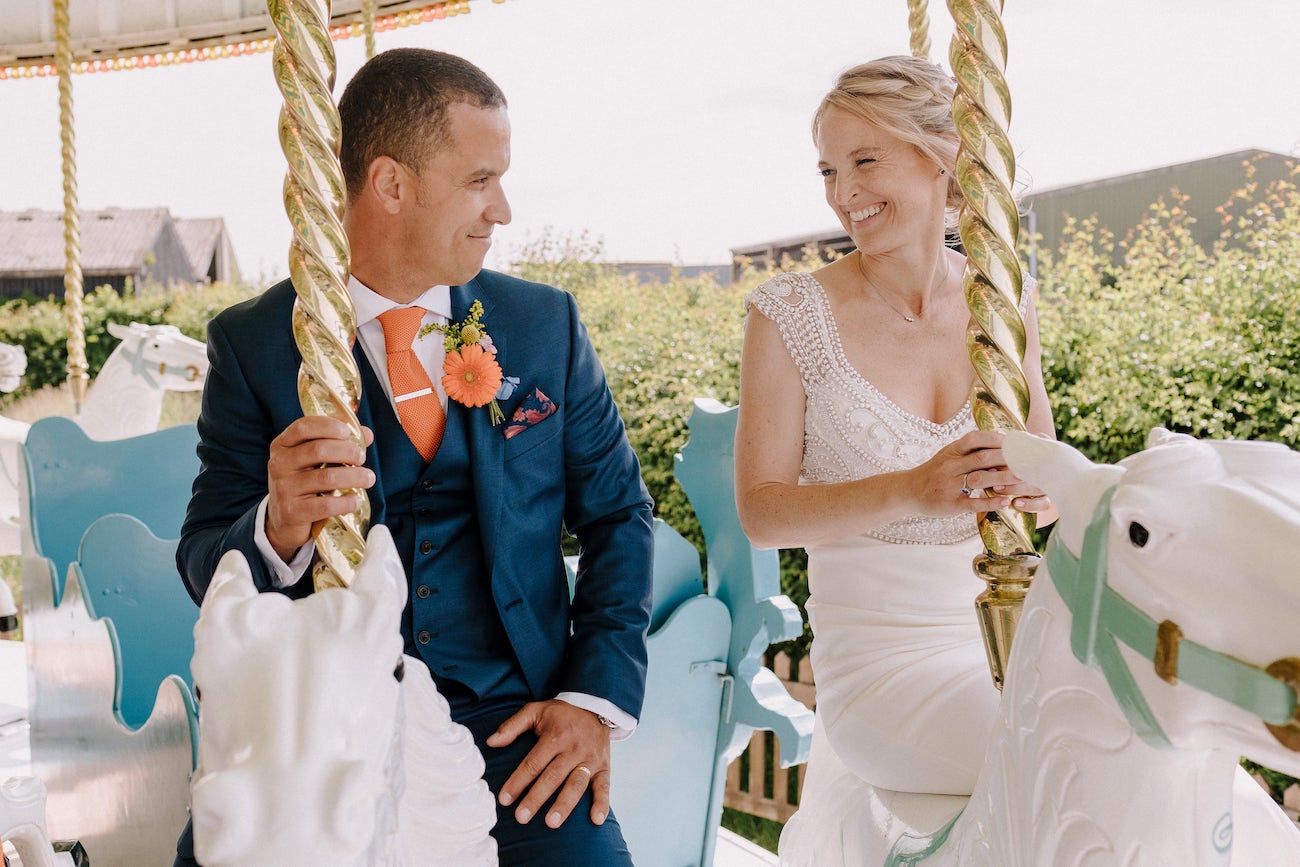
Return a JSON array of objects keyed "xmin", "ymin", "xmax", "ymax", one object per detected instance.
[{"xmin": 265, "ymin": 417, "xmax": 375, "ymax": 562}]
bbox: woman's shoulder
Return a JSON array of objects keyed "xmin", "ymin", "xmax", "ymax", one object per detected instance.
[{"xmin": 746, "ymin": 270, "xmax": 823, "ymax": 315}]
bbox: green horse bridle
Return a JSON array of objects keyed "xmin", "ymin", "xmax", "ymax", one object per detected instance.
[{"xmin": 1048, "ymin": 486, "xmax": 1300, "ymax": 750}]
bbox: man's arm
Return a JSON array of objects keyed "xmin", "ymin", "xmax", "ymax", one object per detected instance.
[{"xmin": 491, "ymin": 289, "xmax": 654, "ymax": 829}]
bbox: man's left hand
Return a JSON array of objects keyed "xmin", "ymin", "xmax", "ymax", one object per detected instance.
[{"xmin": 486, "ymin": 700, "xmax": 612, "ymax": 828}]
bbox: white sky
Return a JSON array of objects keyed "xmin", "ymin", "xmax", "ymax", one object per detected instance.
[{"xmin": 1, "ymin": 0, "xmax": 1297, "ymax": 283}]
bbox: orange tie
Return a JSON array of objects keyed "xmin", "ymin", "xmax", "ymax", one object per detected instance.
[{"xmin": 377, "ymin": 306, "xmax": 445, "ymax": 461}]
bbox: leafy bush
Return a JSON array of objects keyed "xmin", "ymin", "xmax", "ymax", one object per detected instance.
[{"xmin": 1037, "ymin": 169, "xmax": 1300, "ymax": 461}]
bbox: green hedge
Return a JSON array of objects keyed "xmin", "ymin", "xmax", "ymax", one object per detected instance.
[{"xmin": 1037, "ymin": 173, "xmax": 1300, "ymax": 461}]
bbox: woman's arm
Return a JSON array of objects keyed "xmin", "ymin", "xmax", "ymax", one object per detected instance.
[{"xmin": 735, "ymin": 308, "xmax": 1012, "ymax": 550}]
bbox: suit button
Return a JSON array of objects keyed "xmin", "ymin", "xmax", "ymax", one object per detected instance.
[
  {"xmin": 416, "ymin": 584, "xmax": 431, "ymax": 599},
  {"xmin": 417, "ymin": 630, "xmax": 431, "ymax": 645},
  {"xmin": 421, "ymin": 479, "xmax": 434, "ymax": 491},
  {"xmin": 419, "ymin": 540, "xmax": 433, "ymax": 554}
]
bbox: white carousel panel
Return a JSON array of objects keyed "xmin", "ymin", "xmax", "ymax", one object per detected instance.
[{"xmin": 0, "ymin": 0, "xmax": 480, "ymax": 68}]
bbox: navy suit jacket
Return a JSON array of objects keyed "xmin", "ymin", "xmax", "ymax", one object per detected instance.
[{"xmin": 178, "ymin": 270, "xmax": 655, "ymax": 720}]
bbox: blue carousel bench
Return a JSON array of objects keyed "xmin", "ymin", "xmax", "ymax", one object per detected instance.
[{"xmin": 19, "ymin": 416, "xmax": 199, "ymax": 867}]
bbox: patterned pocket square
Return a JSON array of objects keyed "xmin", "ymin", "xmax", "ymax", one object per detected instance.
[{"xmin": 503, "ymin": 387, "xmax": 557, "ymax": 440}]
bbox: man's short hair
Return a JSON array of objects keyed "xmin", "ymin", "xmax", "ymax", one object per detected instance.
[{"xmin": 338, "ymin": 48, "xmax": 507, "ymax": 200}]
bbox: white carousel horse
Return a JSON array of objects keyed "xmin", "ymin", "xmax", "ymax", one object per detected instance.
[
  {"xmin": 865, "ymin": 429, "xmax": 1300, "ymax": 866},
  {"xmin": 189, "ymin": 525, "xmax": 497, "ymax": 867},
  {"xmin": 74, "ymin": 320, "xmax": 208, "ymax": 441},
  {"xmin": 0, "ymin": 323, "xmax": 208, "ymax": 557}
]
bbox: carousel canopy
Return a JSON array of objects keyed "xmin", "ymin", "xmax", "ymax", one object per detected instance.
[{"xmin": 0, "ymin": 0, "xmax": 494, "ymax": 75}]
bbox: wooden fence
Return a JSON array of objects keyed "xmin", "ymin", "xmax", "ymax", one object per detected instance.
[{"xmin": 723, "ymin": 650, "xmax": 814, "ymax": 823}]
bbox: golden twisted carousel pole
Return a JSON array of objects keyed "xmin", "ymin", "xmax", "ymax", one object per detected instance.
[
  {"xmin": 906, "ymin": 0, "xmax": 933, "ymax": 58},
  {"xmin": 269, "ymin": 0, "xmax": 369, "ymax": 590},
  {"xmin": 53, "ymin": 0, "xmax": 88, "ymax": 409},
  {"xmin": 361, "ymin": 0, "xmax": 377, "ymax": 59},
  {"xmin": 947, "ymin": 0, "xmax": 1040, "ymax": 690}
]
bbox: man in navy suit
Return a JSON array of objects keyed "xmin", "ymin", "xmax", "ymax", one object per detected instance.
[{"xmin": 175, "ymin": 48, "xmax": 653, "ymax": 866}]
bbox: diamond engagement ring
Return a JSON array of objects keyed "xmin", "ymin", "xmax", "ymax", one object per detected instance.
[{"xmin": 961, "ymin": 473, "xmax": 973, "ymax": 496}]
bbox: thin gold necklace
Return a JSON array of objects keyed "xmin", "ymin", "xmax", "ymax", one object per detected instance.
[{"xmin": 856, "ymin": 251, "xmax": 951, "ymax": 323}]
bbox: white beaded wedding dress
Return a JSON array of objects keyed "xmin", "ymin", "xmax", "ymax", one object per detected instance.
[{"xmin": 747, "ymin": 270, "xmax": 1026, "ymax": 866}]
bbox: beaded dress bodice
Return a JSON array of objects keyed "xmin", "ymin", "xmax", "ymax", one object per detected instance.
[{"xmin": 747, "ymin": 270, "xmax": 1029, "ymax": 546}]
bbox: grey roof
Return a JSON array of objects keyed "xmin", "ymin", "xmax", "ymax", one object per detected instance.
[
  {"xmin": 0, "ymin": 207, "xmax": 169, "ymax": 278},
  {"xmin": 172, "ymin": 217, "xmax": 224, "ymax": 278},
  {"xmin": 0, "ymin": 207, "xmax": 234, "ymax": 281}
]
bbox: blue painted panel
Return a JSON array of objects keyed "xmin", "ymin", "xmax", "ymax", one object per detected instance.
[
  {"xmin": 22, "ymin": 417, "xmax": 198, "ymax": 604},
  {"xmin": 613, "ymin": 595, "xmax": 730, "ymax": 867},
  {"xmin": 74, "ymin": 514, "xmax": 196, "ymax": 731}
]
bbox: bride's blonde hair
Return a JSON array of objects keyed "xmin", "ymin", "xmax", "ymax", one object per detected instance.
[{"xmin": 813, "ymin": 55, "xmax": 963, "ymax": 217}]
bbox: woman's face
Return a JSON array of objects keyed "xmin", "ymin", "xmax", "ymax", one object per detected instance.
[{"xmin": 816, "ymin": 107, "xmax": 948, "ymax": 257}]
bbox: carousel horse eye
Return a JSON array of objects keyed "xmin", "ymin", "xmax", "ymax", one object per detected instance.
[
  {"xmin": 393, "ymin": 657, "xmax": 405, "ymax": 683},
  {"xmin": 1128, "ymin": 522, "xmax": 1150, "ymax": 548},
  {"xmin": 194, "ymin": 684, "xmax": 202, "ymax": 702}
]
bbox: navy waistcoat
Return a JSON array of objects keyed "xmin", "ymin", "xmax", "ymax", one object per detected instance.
[{"xmin": 360, "ymin": 354, "xmax": 531, "ymax": 722}]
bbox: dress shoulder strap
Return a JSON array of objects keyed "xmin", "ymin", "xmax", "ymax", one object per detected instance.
[{"xmin": 745, "ymin": 272, "xmax": 836, "ymax": 389}]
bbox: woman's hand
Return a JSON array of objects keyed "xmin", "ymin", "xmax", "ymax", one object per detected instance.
[
  {"xmin": 908, "ymin": 429, "xmax": 1050, "ymax": 517},
  {"xmin": 964, "ymin": 467, "xmax": 1054, "ymax": 514}
]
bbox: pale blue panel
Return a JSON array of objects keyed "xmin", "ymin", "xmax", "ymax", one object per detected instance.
[
  {"xmin": 75, "ymin": 514, "xmax": 196, "ymax": 731},
  {"xmin": 613, "ymin": 595, "xmax": 731, "ymax": 867},
  {"xmin": 22, "ymin": 417, "xmax": 198, "ymax": 605}
]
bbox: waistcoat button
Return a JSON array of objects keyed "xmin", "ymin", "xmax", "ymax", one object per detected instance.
[
  {"xmin": 417, "ymin": 630, "xmax": 431, "ymax": 645},
  {"xmin": 419, "ymin": 539, "xmax": 433, "ymax": 554},
  {"xmin": 416, "ymin": 584, "xmax": 431, "ymax": 599}
]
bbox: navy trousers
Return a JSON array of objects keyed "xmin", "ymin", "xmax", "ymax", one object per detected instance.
[{"xmin": 174, "ymin": 706, "xmax": 633, "ymax": 866}]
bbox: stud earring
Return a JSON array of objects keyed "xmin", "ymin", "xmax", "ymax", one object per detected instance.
[{"xmin": 939, "ymin": 168, "xmax": 946, "ymax": 175}]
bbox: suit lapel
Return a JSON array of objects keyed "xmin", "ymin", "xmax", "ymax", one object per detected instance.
[
  {"xmin": 353, "ymin": 344, "xmax": 388, "ymax": 525},
  {"xmin": 453, "ymin": 279, "xmax": 507, "ymax": 574}
]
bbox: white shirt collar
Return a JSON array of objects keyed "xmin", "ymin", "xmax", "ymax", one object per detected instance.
[{"xmin": 347, "ymin": 275, "xmax": 452, "ymax": 326}]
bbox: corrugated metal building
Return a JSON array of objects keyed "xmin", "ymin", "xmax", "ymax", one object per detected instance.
[
  {"xmin": 1021, "ymin": 149, "xmax": 1295, "ymax": 272},
  {"xmin": 0, "ymin": 207, "xmax": 240, "ymax": 299}
]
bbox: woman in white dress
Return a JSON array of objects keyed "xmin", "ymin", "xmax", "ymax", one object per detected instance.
[{"xmin": 734, "ymin": 56, "xmax": 1057, "ymax": 865}]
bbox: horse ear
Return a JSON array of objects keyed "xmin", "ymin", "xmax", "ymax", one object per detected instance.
[
  {"xmin": 106, "ymin": 321, "xmax": 128, "ymax": 341},
  {"xmin": 202, "ymin": 549, "xmax": 260, "ymax": 609},
  {"xmin": 353, "ymin": 524, "xmax": 407, "ymax": 609},
  {"xmin": 1146, "ymin": 427, "xmax": 1195, "ymax": 449},
  {"xmin": 1003, "ymin": 431, "xmax": 1124, "ymax": 555}
]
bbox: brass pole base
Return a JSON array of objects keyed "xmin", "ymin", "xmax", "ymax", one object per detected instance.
[{"xmin": 974, "ymin": 551, "xmax": 1042, "ymax": 691}]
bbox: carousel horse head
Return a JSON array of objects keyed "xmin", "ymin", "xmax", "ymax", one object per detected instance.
[
  {"xmin": 1004, "ymin": 428, "xmax": 1300, "ymax": 775},
  {"xmin": 190, "ymin": 526, "xmax": 411, "ymax": 866},
  {"xmin": 189, "ymin": 525, "xmax": 497, "ymax": 867},
  {"xmin": 104, "ymin": 321, "xmax": 208, "ymax": 392}
]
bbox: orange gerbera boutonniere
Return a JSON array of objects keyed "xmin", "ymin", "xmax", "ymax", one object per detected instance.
[
  {"xmin": 421, "ymin": 299, "xmax": 510, "ymax": 425},
  {"xmin": 443, "ymin": 343, "xmax": 503, "ymax": 408}
]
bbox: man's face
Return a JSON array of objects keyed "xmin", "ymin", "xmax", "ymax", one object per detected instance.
[{"xmin": 408, "ymin": 102, "xmax": 512, "ymax": 287}]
